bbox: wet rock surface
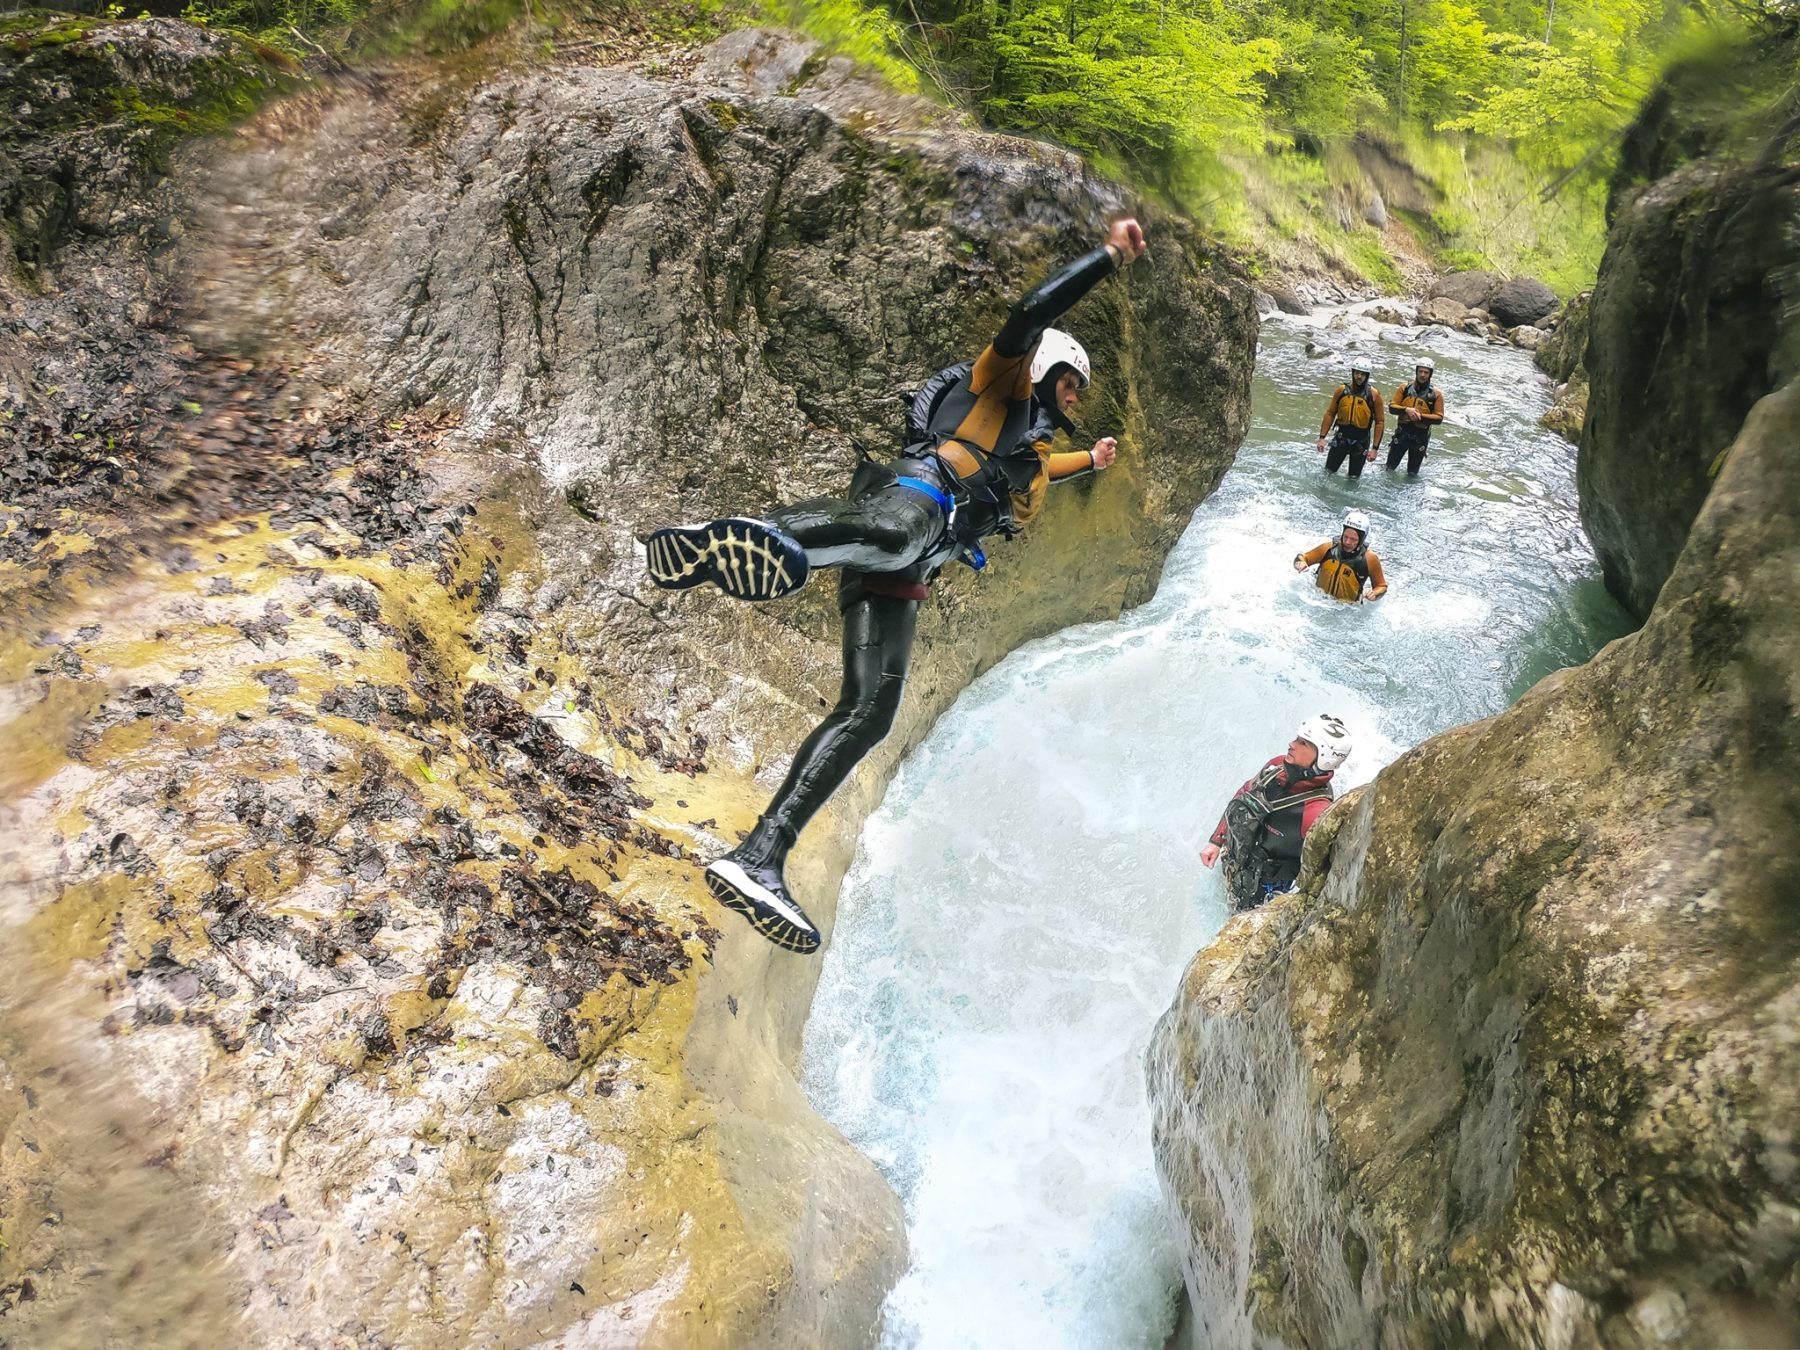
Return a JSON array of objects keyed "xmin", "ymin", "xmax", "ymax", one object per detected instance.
[
  {"xmin": 0, "ymin": 11, "xmax": 290, "ymax": 282},
  {"xmin": 2, "ymin": 20, "xmax": 1256, "ymax": 1348}
]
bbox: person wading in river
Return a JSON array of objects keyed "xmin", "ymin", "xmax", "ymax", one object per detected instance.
[
  {"xmin": 1386, "ymin": 357, "xmax": 1445, "ymax": 475},
  {"xmin": 643, "ymin": 217, "xmax": 1148, "ymax": 953},
  {"xmin": 1199, "ymin": 715, "xmax": 1352, "ymax": 910},
  {"xmin": 1294, "ymin": 508, "xmax": 1387, "ymax": 603},
  {"xmin": 1315, "ymin": 360, "xmax": 1384, "ymax": 477}
]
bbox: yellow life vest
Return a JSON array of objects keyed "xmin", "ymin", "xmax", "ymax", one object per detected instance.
[
  {"xmin": 1315, "ymin": 546, "xmax": 1369, "ymax": 603},
  {"xmin": 1333, "ymin": 383, "xmax": 1378, "ymax": 430}
]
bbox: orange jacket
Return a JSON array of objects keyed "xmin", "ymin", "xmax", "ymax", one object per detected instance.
[{"xmin": 1389, "ymin": 383, "xmax": 1445, "ymax": 424}]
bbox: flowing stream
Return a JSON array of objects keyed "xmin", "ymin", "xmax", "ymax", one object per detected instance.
[{"xmin": 799, "ymin": 306, "xmax": 1632, "ymax": 1348}]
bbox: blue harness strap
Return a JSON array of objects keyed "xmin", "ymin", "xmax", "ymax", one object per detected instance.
[
  {"xmin": 894, "ymin": 475, "xmax": 985, "ymax": 572},
  {"xmin": 895, "ymin": 476, "xmax": 954, "ymax": 516}
]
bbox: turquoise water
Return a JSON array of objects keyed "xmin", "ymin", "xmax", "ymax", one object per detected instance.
[{"xmin": 800, "ymin": 306, "xmax": 1632, "ymax": 1349}]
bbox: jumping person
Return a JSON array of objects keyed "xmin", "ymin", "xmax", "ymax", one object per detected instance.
[
  {"xmin": 1199, "ymin": 715, "xmax": 1351, "ymax": 910},
  {"xmin": 1386, "ymin": 357, "xmax": 1445, "ymax": 475},
  {"xmin": 1294, "ymin": 508, "xmax": 1387, "ymax": 603},
  {"xmin": 644, "ymin": 217, "xmax": 1149, "ymax": 953},
  {"xmin": 1315, "ymin": 360, "xmax": 1384, "ymax": 477}
]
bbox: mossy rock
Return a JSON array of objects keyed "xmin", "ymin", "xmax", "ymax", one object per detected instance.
[{"xmin": 0, "ymin": 10, "xmax": 293, "ymax": 279}]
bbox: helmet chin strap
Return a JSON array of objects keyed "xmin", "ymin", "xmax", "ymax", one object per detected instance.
[{"xmin": 1033, "ymin": 377, "xmax": 1080, "ymax": 436}]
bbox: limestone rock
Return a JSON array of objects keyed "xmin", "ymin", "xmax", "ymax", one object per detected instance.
[
  {"xmin": 1362, "ymin": 193, "xmax": 1387, "ymax": 228},
  {"xmin": 1505, "ymin": 323, "xmax": 1547, "ymax": 351},
  {"xmin": 1535, "ymin": 290, "xmax": 1591, "ymax": 383},
  {"xmin": 1417, "ymin": 295, "xmax": 1467, "ymax": 327},
  {"xmin": 1429, "ymin": 268, "xmax": 1499, "ymax": 308},
  {"xmin": 1539, "ymin": 369, "xmax": 1588, "ymax": 443},
  {"xmin": 1269, "ymin": 285, "xmax": 1310, "ymax": 315},
  {"xmin": 1579, "ymin": 63, "xmax": 1800, "ymax": 620},
  {"xmin": 1488, "ymin": 274, "xmax": 1559, "ymax": 327},
  {"xmin": 1362, "ymin": 303, "xmax": 1410, "ymax": 325}
]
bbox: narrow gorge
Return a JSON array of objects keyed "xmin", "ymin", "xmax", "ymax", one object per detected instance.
[{"xmin": 3, "ymin": 8, "xmax": 1796, "ymax": 1349}]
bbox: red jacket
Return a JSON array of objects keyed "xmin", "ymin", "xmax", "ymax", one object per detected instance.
[{"xmin": 1208, "ymin": 756, "xmax": 1335, "ymax": 849}]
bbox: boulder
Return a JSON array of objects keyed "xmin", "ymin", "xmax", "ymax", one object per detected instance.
[
  {"xmin": 1506, "ymin": 323, "xmax": 1547, "ymax": 351},
  {"xmin": 1488, "ymin": 274, "xmax": 1559, "ymax": 327},
  {"xmin": 1269, "ymin": 285, "xmax": 1309, "ymax": 315},
  {"xmin": 1363, "ymin": 303, "xmax": 1410, "ymax": 325},
  {"xmin": 1363, "ymin": 193, "xmax": 1388, "ymax": 228},
  {"xmin": 1539, "ymin": 369, "xmax": 1588, "ymax": 443},
  {"xmin": 1417, "ymin": 296, "xmax": 1467, "ymax": 327},
  {"xmin": 1428, "ymin": 268, "xmax": 1499, "ymax": 307},
  {"xmin": 1535, "ymin": 289, "xmax": 1592, "ymax": 383}
]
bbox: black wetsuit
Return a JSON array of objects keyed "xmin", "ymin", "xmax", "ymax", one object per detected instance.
[{"xmin": 729, "ymin": 247, "xmax": 1120, "ymax": 873}]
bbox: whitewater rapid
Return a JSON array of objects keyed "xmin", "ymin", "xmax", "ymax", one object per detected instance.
[{"xmin": 800, "ymin": 305, "xmax": 1629, "ymax": 1348}]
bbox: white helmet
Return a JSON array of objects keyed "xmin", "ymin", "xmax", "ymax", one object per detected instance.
[
  {"xmin": 1342, "ymin": 507, "xmax": 1371, "ymax": 543},
  {"xmin": 1349, "ymin": 358, "xmax": 1372, "ymax": 377},
  {"xmin": 1296, "ymin": 713, "xmax": 1353, "ymax": 772},
  {"xmin": 1415, "ymin": 356, "xmax": 1435, "ymax": 373},
  {"xmin": 1031, "ymin": 329, "xmax": 1091, "ymax": 388}
]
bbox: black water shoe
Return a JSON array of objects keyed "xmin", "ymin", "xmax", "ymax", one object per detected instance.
[
  {"xmin": 704, "ymin": 853, "xmax": 821, "ymax": 954},
  {"xmin": 645, "ymin": 518, "xmax": 809, "ymax": 602}
]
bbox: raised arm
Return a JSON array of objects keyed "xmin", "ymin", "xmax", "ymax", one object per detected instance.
[{"xmin": 991, "ymin": 218, "xmax": 1146, "ymax": 360}]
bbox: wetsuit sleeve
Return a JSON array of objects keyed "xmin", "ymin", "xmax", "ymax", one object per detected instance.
[
  {"xmin": 992, "ymin": 246, "xmax": 1119, "ymax": 359},
  {"xmin": 1319, "ymin": 389, "xmax": 1343, "ymax": 438},
  {"xmin": 1372, "ymin": 396, "xmax": 1385, "ymax": 445},
  {"xmin": 1047, "ymin": 448, "xmax": 1097, "ymax": 481},
  {"xmin": 1388, "ymin": 386, "xmax": 1406, "ymax": 415},
  {"xmin": 1365, "ymin": 552, "xmax": 1388, "ymax": 599},
  {"xmin": 1299, "ymin": 541, "xmax": 1332, "ymax": 567},
  {"xmin": 1425, "ymin": 390, "xmax": 1445, "ymax": 424}
]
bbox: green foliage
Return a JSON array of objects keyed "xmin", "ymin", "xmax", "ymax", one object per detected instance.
[
  {"xmin": 818, "ymin": 0, "xmax": 1753, "ymax": 291},
  {"xmin": 745, "ymin": 0, "xmax": 918, "ymax": 87}
]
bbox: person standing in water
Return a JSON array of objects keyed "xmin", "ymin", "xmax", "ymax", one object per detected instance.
[
  {"xmin": 1199, "ymin": 715, "xmax": 1352, "ymax": 910},
  {"xmin": 1386, "ymin": 357, "xmax": 1445, "ymax": 475},
  {"xmin": 1315, "ymin": 360, "xmax": 1384, "ymax": 477},
  {"xmin": 1294, "ymin": 508, "xmax": 1387, "ymax": 603},
  {"xmin": 644, "ymin": 217, "xmax": 1149, "ymax": 953}
]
